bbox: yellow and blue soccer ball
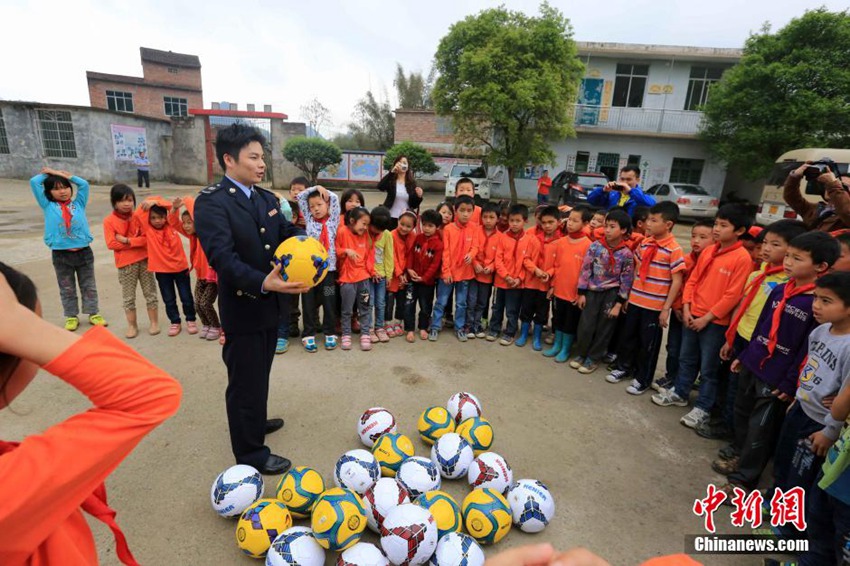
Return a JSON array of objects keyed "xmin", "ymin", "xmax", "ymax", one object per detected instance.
[
  {"xmin": 372, "ymin": 432, "xmax": 415, "ymax": 477},
  {"xmin": 415, "ymin": 491, "xmax": 462, "ymax": 539},
  {"xmin": 235, "ymin": 498, "xmax": 293, "ymax": 558},
  {"xmin": 418, "ymin": 406, "xmax": 456, "ymax": 445},
  {"xmin": 461, "ymin": 488, "xmax": 512, "ymax": 545},
  {"xmin": 455, "ymin": 417, "xmax": 493, "ymax": 455},
  {"xmin": 275, "ymin": 466, "xmax": 326, "ymax": 518},
  {"xmin": 311, "ymin": 487, "xmax": 367, "ymax": 551},
  {"xmin": 273, "ymin": 236, "xmax": 329, "ymax": 288}
]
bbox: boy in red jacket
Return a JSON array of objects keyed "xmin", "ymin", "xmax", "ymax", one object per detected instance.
[{"xmin": 405, "ymin": 209, "xmax": 444, "ymax": 340}]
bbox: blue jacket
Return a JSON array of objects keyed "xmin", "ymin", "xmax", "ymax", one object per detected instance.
[
  {"xmin": 30, "ymin": 173, "xmax": 94, "ymax": 250},
  {"xmin": 587, "ymin": 185, "xmax": 656, "ymax": 216}
]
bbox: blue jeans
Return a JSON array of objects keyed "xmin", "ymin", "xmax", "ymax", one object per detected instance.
[
  {"xmin": 155, "ymin": 270, "xmax": 196, "ymax": 324},
  {"xmin": 488, "ymin": 288, "xmax": 522, "ymax": 337},
  {"xmin": 431, "ymin": 279, "xmax": 469, "ymax": 331},
  {"xmin": 370, "ymin": 278, "xmax": 387, "ymax": 329},
  {"xmin": 673, "ymin": 323, "xmax": 727, "ymax": 411},
  {"xmin": 466, "ymin": 280, "xmax": 492, "ymax": 333},
  {"xmin": 800, "ymin": 471, "xmax": 850, "ymax": 566}
]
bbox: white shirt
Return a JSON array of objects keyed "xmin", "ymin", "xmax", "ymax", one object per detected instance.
[{"xmin": 389, "ymin": 181, "xmax": 409, "ymax": 218}]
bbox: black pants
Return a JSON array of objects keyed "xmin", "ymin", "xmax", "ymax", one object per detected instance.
[
  {"xmin": 520, "ymin": 289, "xmax": 549, "ymax": 324},
  {"xmin": 302, "ymin": 271, "xmax": 337, "ymax": 337},
  {"xmin": 137, "ymin": 169, "xmax": 150, "ymax": 188},
  {"xmin": 155, "ymin": 270, "xmax": 196, "ymax": 323},
  {"xmin": 552, "ymin": 297, "xmax": 581, "ymax": 334},
  {"xmin": 404, "ymin": 283, "xmax": 435, "ymax": 331},
  {"xmin": 222, "ymin": 328, "xmax": 276, "ymax": 468},
  {"xmin": 614, "ymin": 304, "xmax": 664, "ymax": 387},
  {"xmin": 772, "ymin": 402, "xmax": 824, "ymax": 495},
  {"xmin": 386, "ymin": 285, "xmax": 407, "ymax": 323},
  {"xmin": 727, "ymin": 367, "xmax": 787, "ymax": 488},
  {"xmin": 572, "ymin": 288, "xmax": 619, "ymax": 362}
]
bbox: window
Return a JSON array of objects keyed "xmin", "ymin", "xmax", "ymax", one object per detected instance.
[
  {"xmin": 657, "ymin": 185, "xmax": 670, "ymax": 196},
  {"xmin": 167, "ymin": 67, "xmax": 178, "ymax": 74},
  {"xmin": 106, "ymin": 90, "xmax": 134, "ymax": 113},
  {"xmin": 164, "ymin": 96, "xmax": 188, "ymax": 117},
  {"xmin": 0, "ymin": 109, "xmax": 9, "ymax": 154},
  {"xmin": 685, "ymin": 66, "xmax": 724, "ymax": 111},
  {"xmin": 612, "ymin": 63, "xmax": 648, "ymax": 108},
  {"xmin": 574, "ymin": 151, "xmax": 590, "ymax": 173},
  {"xmin": 627, "ymin": 154, "xmax": 641, "ymax": 167},
  {"xmin": 436, "ymin": 116, "xmax": 454, "ymax": 135},
  {"xmin": 38, "ymin": 110, "xmax": 77, "ymax": 158},
  {"xmin": 669, "ymin": 158, "xmax": 705, "ymax": 184},
  {"xmin": 596, "ymin": 152, "xmax": 620, "ymax": 182}
]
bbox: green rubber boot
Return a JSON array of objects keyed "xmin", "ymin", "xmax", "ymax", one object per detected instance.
[
  {"xmin": 543, "ymin": 330, "xmax": 564, "ymax": 357},
  {"xmin": 556, "ymin": 334, "xmax": 575, "ymax": 363}
]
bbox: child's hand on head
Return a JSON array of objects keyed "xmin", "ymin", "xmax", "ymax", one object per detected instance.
[{"xmin": 172, "ymin": 197, "xmax": 183, "ymax": 209}]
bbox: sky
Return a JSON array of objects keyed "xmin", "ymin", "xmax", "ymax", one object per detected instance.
[{"xmin": 1, "ymin": 0, "xmax": 846, "ymax": 136}]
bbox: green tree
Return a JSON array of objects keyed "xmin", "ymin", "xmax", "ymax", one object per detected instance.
[
  {"xmin": 394, "ymin": 63, "xmax": 430, "ymax": 109},
  {"xmin": 432, "ymin": 3, "xmax": 584, "ymax": 203},
  {"xmin": 345, "ymin": 90, "xmax": 395, "ymax": 150},
  {"xmin": 282, "ymin": 136, "xmax": 343, "ymax": 185},
  {"xmin": 384, "ymin": 141, "xmax": 440, "ymax": 175},
  {"xmin": 700, "ymin": 8, "xmax": 850, "ymax": 180}
]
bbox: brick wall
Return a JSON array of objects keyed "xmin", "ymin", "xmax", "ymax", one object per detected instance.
[
  {"xmin": 394, "ymin": 110, "xmax": 455, "ymax": 145},
  {"xmin": 141, "ymin": 61, "xmax": 202, "ymax": 91},
  {"xmin": 88, "ymin": 79, "xmax": 202, "ymax": 119}
]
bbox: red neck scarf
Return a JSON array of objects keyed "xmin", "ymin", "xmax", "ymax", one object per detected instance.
[
  {"xmin": 505, "ymin": 228, "xmax": 524, "ymax": 242},
  {"xmin": 638, "ymin": 239, "xmax": 660, "ymax": 282},
  {"xmin": 600, "ymin": 237, "xmax": 627, "ymax": 269},
  {"xmin": 760, "ymin": 279, "xmax": 815, "ymax": 368},
  {"xmin": 112, "ymin": 210, "xmax": 133, "ymax": 237},
  {"xmin": 691, "ymin": 241, "xmax": 744, "ymax": 288},
  {"xmin": 317, "ymin": 215, "xmax": 331, "ymax": 251},
  {"xmin": 59, "ymin": 200, "xmax": 74, "ymax": 236},
  {"xmin": 724, "ymin": 264, "xmax": 785, "ymax": 346}
]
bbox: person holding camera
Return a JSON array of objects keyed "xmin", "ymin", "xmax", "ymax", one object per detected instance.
[
  {"xmin": 587, "ymin": 165, "xmax": 655, "ymax": 217},
  {"xmin": 784, "ymin": 161, "xmax": 850, "ymax": 232},
  {"xmin": 377, "ymin": 155, "xmax": 424, "ymax": 230}
]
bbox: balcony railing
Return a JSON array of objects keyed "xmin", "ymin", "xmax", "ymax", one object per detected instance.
[{"xmin": 572, "ymin": 104, "xmax": 704, "ymax": 136}]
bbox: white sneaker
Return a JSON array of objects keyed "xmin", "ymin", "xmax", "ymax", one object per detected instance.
[
  {"xmin": 651, "ymin": 388, "xmax": 688, "ymax": 407},
  {"xmin": 626, "ymin": 379, "xmax": 650, "ymax": 395},
  {"xmin": 605, "ymin": 369, "xmax": 628, "ymax": 383},
  {"xmin": 680, "ymin": 407, "xmax": 710, "ymax": 429}
]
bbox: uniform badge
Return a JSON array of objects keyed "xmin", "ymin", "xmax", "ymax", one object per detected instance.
[{"xmin": 268, "ymin": 209, "xmax": 278, "ymax": 217}]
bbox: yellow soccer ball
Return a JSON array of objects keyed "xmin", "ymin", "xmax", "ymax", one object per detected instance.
[
  {"xmin": 456, "ymin": 417, "xmax": 494, "ymax": 455},
  {"xmin": 372, "ymin": 433, "xmax": 416, "ymax": 477},
  {"xmin": 275, "ymin": 466, "xmax": 326, "ymax": 518},
  {"xmin": 415, "ymin": 490, "xmax": 462, "ymax": 538},
  {"xmin": 310, "ymin": 487, "xmax": 367, "ymax": 551},
  {"xmin": 462, "ymin": 488, "xmax": 512, "ymax": 545},
  {"xmin": 235, "ymin": 498, "xmax": 293, "ymax": 558},
  {"xmin": 273, "ymin": 236, "xmax": 329, "ymax": 288},
  {"xmin": 418, "ymin": 406, "xmax": 456, "ymax": 446}
]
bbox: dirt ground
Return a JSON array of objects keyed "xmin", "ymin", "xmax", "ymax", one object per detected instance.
[{"xmin": 0, "ymin": 179, "xmax": 768, "ymax": 565}]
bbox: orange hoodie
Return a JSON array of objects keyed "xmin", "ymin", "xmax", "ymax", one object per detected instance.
[
  {"xmin": 134, "ymin": 197, "xmax": 189, "ymax": 274},
  {"xmin": 625, "ymin": 231, "xmax": 646, "ymax": 252},
  {"xmin": 683, "ymin": 242, "xmax": 753, "ymax": 325},
  {"xmin": 494, "ymin": 229, "xmax": 525, "ymax": 289},
  {"xmin": 0, "ymin": 327, "xmax": 181, "ymax": 566},
  {"xmin": 168, "ymin": 196, "xmax": 214, "ymax": 281},
  {"xmin": 441, "ymin": 220, "xmax": 479, "ymax": 282},
  {"xmin": 550, "ymin": 234, "xmax": 592, "ymax": 301},
  {"xmin": 103, "ymin": 210, "xmax": 147, "ymax": 268},
  {"xmin": 517, "ymin": 232, "xmax": 545, "ymax": 290},
  {"xmin": 473, "ymin": 226, "xmax": 500, "ymax": 284},
  {"xmin": 388, "ymin": 228, "xmax": 415, "ymax": 292},
  {"xmin": 336, "ymin": 225, "xmax": 375, "ymax": 283}
]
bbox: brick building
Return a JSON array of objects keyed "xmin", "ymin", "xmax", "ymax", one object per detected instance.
[{"xmin": 86, "ymin": 47, "xmax": 203, "ymax": 120}]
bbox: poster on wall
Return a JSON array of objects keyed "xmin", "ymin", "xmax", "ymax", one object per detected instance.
[
  {"xmin": 111, "ymin": 125, "xmax": 147, "ymax": 161},
  {"xmin": 348, "ymin": 153, "xmax": 383, "ymax": 182},
  {"xmin": 318, "ymin": 154, "xmax": 349, "ymax": 180}
]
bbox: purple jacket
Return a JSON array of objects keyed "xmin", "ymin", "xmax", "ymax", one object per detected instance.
[
  {"xmin": 737, "ymin": 283, "xmax": 817, "ymax": 396},
  {"xmin": 577, "ymin": 240, "xmax": 635, "ymax": 302}
]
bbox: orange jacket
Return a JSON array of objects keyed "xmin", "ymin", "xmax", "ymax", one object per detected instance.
[
  {"xmin": 671, "ymin": 251, "xmax": 698, "ymax": 311},
  {"xmin": 473, "ymin": 226, "xmax": 500, "ymax": 284},
  {"xmin": 625, "ymin": 231, "xmax": 646, "ymax": 252},
  {"xmin": 590, "ymin": 226, "xmax": 604, "ymax": 242},
  {"xmin": 388, "ymin": 229, "xmax": 415, "ymax": 292},
  {"xmin": 517, "ymin": 232, "xmax": 546, "ymax": 290},
  {"xmin": 494, "ymin": 229, "xmax": 525, "ymax": 289},
  {"xmin": 683, "ymin": 242, "xmax": 753, "ymax": 325},
  {"xmin": 102, "ymin": 211, "xmax": 147, "ymax": 268},
  {"xmin": 550, "ymin": 235, "xmax": 592, "ymax": 301},
  {"xmin": 336, "ymin": 225, "xmax": 375, "ymax": 283},
  {"xmin": 0, "ymin": 327, "xmax": 181, "ymax": 566},
  {"xmin": 441, "ymin": 221, "xmax": 479, "ymax": 282},
  {"xmin": 135, "ymin": 197, "xmax": 189, "ymax": 274},
  {"xmin": 168, "ymin": 196, "xmax": 214, "ymax": 281}
]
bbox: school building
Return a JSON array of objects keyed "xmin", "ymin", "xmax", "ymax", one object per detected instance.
[{"xmin": 394, "ymin": 41, "xmax": 745, "ymax": 201}]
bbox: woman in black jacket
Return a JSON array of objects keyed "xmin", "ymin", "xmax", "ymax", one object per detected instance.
[{"xmin": 378, "ymin": 155, "xmax": 424, "ymax": 228}]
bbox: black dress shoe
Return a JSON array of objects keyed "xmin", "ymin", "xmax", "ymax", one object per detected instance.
[
  {"xmin": 265, "ymin": 418, "xmax": 285, "ymax": 434},
  {"xmin": 259, "ymin": 454, "xmax": 292, "ymax": 475}
]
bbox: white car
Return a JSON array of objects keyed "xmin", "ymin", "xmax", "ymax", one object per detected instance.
[
  {"xmin": 444, "ymin": 164, "xmax": 491, "ymax": 200},
  {"xmin": 645, "ymin": 183, "xmax": 719, "ymax": 219}
]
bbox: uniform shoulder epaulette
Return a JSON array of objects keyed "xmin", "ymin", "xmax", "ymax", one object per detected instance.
[
  {"xmin": 255, "ymin": 185, "xmax": 275, "ymax": 197},
  {"xmin": 199, "ymin": 184, "xmax": 222, "ymax": 195}
]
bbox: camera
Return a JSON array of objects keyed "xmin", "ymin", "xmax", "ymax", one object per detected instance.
[
  {"xmin": 803, "ymin": 158, "xmax": 841, "ymax": 197},
  {"xmin": 400, "ymin": 164, "xmax": 408, "ymax": 172}
]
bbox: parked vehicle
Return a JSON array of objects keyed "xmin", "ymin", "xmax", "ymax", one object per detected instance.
[
  {"xmin": 755, "ymin": 148, "xmax": 850, "ymax": 226},
  {"xmin": 645, "ymin": 183, "xmax": 719, "ymax": 219},
  {"xmin": 444, "ymin": 163, "xmax": 492, "ymax": 200},
  {"xmin": 549, "ymin": 171, "xmax": 606, "ymax": 206}
]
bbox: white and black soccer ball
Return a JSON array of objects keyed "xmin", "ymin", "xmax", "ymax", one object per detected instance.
[
  {"xmin": 267, "ymin": 527, "xmax": 326, "ymax": 566},
  {"xmin": 358, "ymin": 407, "xmax": 398, "ymax": 447},
  {"xmin": 446, "ymin": 392, "xmax": 482, "ymax": 424},
  {"xmin": 467, "ymin": 452, "xmax": 513, "ymax": 494},
  {"xmin": 210, "ymin": 464, "xmax": 264, "ymax": 518},
  {"xmin": 430, "ymin": 433, "xmax": 474, "ymax": 479},
  {"xmin": 430, "ymin": 532, "xmax": 485, "ymax": 566},
  {"xmin": 380, "ymin": 504, "xmax": 438, "ymax": 566},
  {"xmin": 335, "ymin": 449, "xmax": 381, "ymax": 495},
  {"xmin": 397, "ymin": 457, "xmax": 441, "ymax": 499},
  {"xmin": 506, "ymin": 479, "xmax": 556, "ymax": 533},
  {"xmin": 337, "ymin": 542, "xmax": 390, "ymax": 566},
  {"xmin": 363, "ymin": 477, "xmax": 411, "ymax": 534}
]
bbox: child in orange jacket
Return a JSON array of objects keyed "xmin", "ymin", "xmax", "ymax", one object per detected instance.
[
  {"xmin": 429, "ymin": 195, "xmax": 479, "ymax": 341},
  {"xmin": 467, "ymin": 202, "xmax": 501, "ymax": 338},
  {"xmin": 488, "ymin": 204, "xmax": 528, "ymax": 344},
  {"xmin": 386, "ymin": 211, "xmax": 417, "ymax": 340},
  {"xmin": 0, "ymin": 261, "xmax": 181, "ymax": 566},
  {"xmin": 516, "ymin": 205, "xmax": 563, "ymax": 350},
  {"xmin": 136, "ymin": 196, "xmax": 196, "ymax": 337},
  {"xmin": 169, "ymin": 195, "xmax": 221, "ymax": 342},
  {"xmin": 103, "ymin": 184, "xmax": 160, "ymax": 338},
  {"xmin": 336, "ymin": 207, "xmax": 376, "ymax": 351}
]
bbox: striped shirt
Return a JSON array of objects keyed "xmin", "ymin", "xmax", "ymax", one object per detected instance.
[{"xmin": 628, "ymin": 234, "xmax": 686, "ymax": 311}]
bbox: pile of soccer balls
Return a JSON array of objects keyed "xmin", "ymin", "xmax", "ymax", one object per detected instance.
[{"xmin": 210, "ymin": 392, "xmax": 556, "ymax": 565}]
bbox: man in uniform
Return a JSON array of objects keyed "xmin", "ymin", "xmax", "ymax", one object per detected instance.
[{"xmin": 195, "ymin": 124, "xmax": 307, "ymax": 475}]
